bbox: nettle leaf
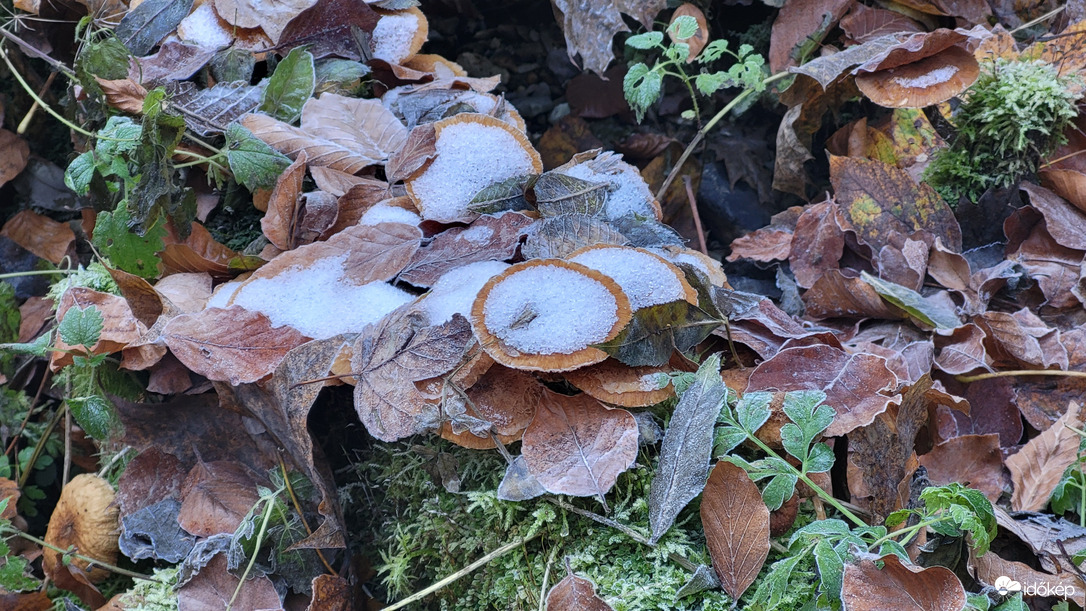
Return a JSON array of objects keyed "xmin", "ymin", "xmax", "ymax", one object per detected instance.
[
  {"xmin": 624, "ymin": 63, "xmax": 663, "ymax": 123},
  {"xmin": 92, "ymin": 202, "xmax": 165, "ymax": 279},
  {"xmin": 261, "ymin": 46, "xmax": 315, "ymax": 124},
  {"xmin": 68, "ymin": 395, "xmax": 121, "ymax": 440},
  {"xmin": 626, "ymin": 31, "xmax": 664, "ymax": 50},
  {"xmin": 920, "ymin": 483, "xmax": 997, "ymax": 555},
  {"xmin": 669, "ymin": 15, "xmax": 698, "ymax": 40},
  {"xmin": 132, "ymin": 88, "xmax": 187, "ymax": 233},
  {"xmin": 65, "ymin": 152, "xmax": 96, "ymax": 195},
  {"xmin": 694, "ymin": 71, "xmax": 730, "ymax": 95},
  {"xmin": 58, "ymin": 305, "xmax": 104, "ymax": 348},
  {"xmin": 860, "ymin": 271, "xmax": 960, "ymax": 329},
  {"xmin": 700, "ymin": 39, "xmax": 728, "ymax": 63},
  {"xmin": 593, "ymin": 300, "xmax": 721, "ymax": 367},
  {"xmin": 225, "ymin": 122, "xmax": 292, "ymax": 191},
  {"xmin": 115, "ymin": 0, "xmax": 195, "ymax": 56},
  {"xmin": 0, "ymin": 553, "xmax": 39, "ymax": 592},
  {"xmin": 0, "ymin": 332, "xmax": 53, "ymax": 357},
  {"xmin": 648, "ymin": 354, "xmax": 725, "ymax": 544}
]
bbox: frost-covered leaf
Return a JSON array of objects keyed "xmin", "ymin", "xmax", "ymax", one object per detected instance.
[
  {"xmin": 119, "ymin": 498, "xmax": 196, "ymax": 562},
  {"xmin": 593, "ymin": 300, "xmax": 721, "ymax": 367},
  {"xmin": 301, "ymin": 93, "xmax": 407, "ymax": 164},
  {"xmin": 701, "ymin": 461, "xmax": 770, "ymax": 600},
  {"xmin": 58, "ymin": 305, "xmax": 104, "ymax": 349},
  {"xmin": 861, "ymin": 271, "xmax": 960, "ymax": 329},
  {"xmin": 399, "ymin": 212, "xmax": 533, "ymax": 287},
  {"xmin": 676, "ymin": 564, "xmax": 722, "ymax": 599},
  {"xmin": 569, "ymin": 245, "xmax": 694, "ymax": 310},
  {"xmin": 522, "ymin": 391, "xmax": 638, "ymax": 508},
  {"xmin": 225, "ymin": 122, "xmax": 292, "ymax": 192},
  {"xmin": 649, "ymin": 354, "xmax": 725, "ymax": 544},
  {"xmin": 623, "ymin": 63, "xmax": 663, "ymax": 122},
  {"xmin": 546, "ymin": 570, "xmax": 614, "ymax": 610},
  {"xmin": 1006, "ymin": 402, "xmax": 1083, "ymax": 512},
  {"xmin": 497, "ymin": 455, "xmax": 547, "ymax": 501},
  {"xmin": 214, "ymin": 0, "xmax": 317, "ymax": 43},
  {"xmin": 521, "ymin": 214, "xmax": 628, "ymax": 259},
  {"xmin": 274, "ymin": 0, "xmax": 380, "ymax": 60},
  {"xmin": 115, "ymin": 0, "xmax": 195, "ymax": 56},
  {"xmin": 240, "ymin": 113, "xmax": 378, "ymax": 174},
  {"xmin": 534, "ymin": 171, "xmax": 608, "ymax": 217},
  {"xmin": 172, "ymin": 81, "xmax": 265, "ymax": 136},
  {"xmin": 468, "ymin": 174, "xmax": 538, "ymax": 215},
  {"xmin": 386, "ymin": 123, "xmax": 436, "ymax": 183},
  {"xmin": 552, "ymin": 0, "xmax": 665, "ymax": 76},
  {"xmin": 64, "ymin": 151, "xmax": 95, "ymax": 195}
]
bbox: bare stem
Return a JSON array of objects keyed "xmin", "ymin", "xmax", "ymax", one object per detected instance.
[{"xmin": 956, "ymin": 369, "xmax": 1086, "ymax": 383}]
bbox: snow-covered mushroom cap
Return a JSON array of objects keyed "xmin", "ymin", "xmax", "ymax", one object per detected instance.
[
  {"xmin": 406, "ymin": 114, "xmax": 542, "ymax": 223},
  {"xmin": 471, "ymin": 259, "xmax": 632, "ymax": 371},
  {"xmin": 371, "ymin": 7, "xmax": 429, "ymax": 65},
  {"xmin": 568, "ymin": 245, "xmax": 697, "ymax": 310}
]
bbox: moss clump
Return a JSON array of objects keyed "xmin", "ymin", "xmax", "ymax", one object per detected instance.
[
  {"xmin": 923, "ymin": 58, "xmax": 1081, "ymax": 205},
  {"xmin": 115, "ymin": 567, "xmax": 179, "ymax": 610},
  {"xmin": 344, "ymin": 439, "xmax": 736, "ymax": 610}
]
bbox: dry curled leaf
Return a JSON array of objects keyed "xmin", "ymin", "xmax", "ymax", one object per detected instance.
[
  {"xmin": 1007, "ymin": 401, "xmax": 1083, "ymax": 511},
  {"xmin": 841, "ymin": 553, "xmax": 966, "ymax": 611},
  {"xmin": 550, "ymin": 0, "xmax": 665, "ymax": 76},
  {"xmin": 1, "ymin": 209, "xmax": 74, "ymax": 265},
  {"xmin": 546, "ymin": 568, "xmax": 615, "ymax": 611},
  {"xmin": 43, "ymin": 474, "xmax": 119, "ymax": 583},
  {"xmin": 700, "ymin": 461, "xmax": 770, "ymax": 601}
]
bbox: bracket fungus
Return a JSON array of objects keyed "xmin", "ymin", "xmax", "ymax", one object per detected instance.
[
  {"xmin": 568, "ymin": 245, "xmax": 698, "ymax": 310},
  {"xmin": 471, "ymin": 259, "xmax": 632, "ymax": 371}
]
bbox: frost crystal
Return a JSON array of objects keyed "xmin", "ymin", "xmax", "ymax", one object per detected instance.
[
  {"xmin": 215, "ymin": 254, "xmax": 413, "ymax": 339},
  {"xmin": 424, "ymin": 260, "xmax": 509, "ymax": 325},
  {"xmin": 570, "ymin": 247, "xmax": 687, "ymax": 310},
  {"xmin": 360, "ymin": 203, "xmax": 421, "ymax": 226},
  {"xmin": 892, "ymin": 65, "xmax": 959, "ymax": 88},
  {"xmin": 562, "ymin": 153, "xmax": 656, "ymax": 220},
  {"xmin": 481, "ymin": 263, "xmax": 619, "ymax": 354},
  {"xmin": 372, "ymin": 12, "xmax": 421, "ymax": 63}
]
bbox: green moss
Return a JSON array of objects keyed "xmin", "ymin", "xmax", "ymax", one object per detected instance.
[
  {"xmin": 115, "ymin": 567, "xmax": 180, "ymax": 611},
  {"xmin": 45, "ymin": 261, "xmax": 120, "ymax": 303},
  {"xmin": 924, "ymin": 58, "xmax": 1082, "ymax": 205}
]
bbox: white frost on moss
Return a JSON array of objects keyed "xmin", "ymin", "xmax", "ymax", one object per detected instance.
[
  {"xmin": 217, "ymin": 254, "xmax": 414, "ymax": 338},
  {"xmin": 569, "ymin": 247, "xmax": 685, "ymax": 310},
  {"xmin": 360, "ymin": 204, "xmax": 421, "ymax": 226},
  {"xmin": 424, "ymin": 260, "xmax": 509, "ymax": 325},
  {"xmin": 410, "ymin": 119, "xmax": 539, "ymax": 223},
  {"xmin": 481, "ymin": 263, "xmax": 619, "ymax": 354},
  {"xmin": 562, "ymin": 152, "xmax": 656, "ymax": 221}
]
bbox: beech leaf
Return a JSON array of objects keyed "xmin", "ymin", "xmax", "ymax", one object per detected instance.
[
  {"xmin": 1007, "ymin": 401, "xmax": 1084, "ymax": 511},
  {"xmin": 648, "ymin": 354, "xmax": 725, "ymax": 544},
  {"xmin": 546, "ymin": 569, "xmax": 614, "ymax": 611},
  {"xmin": 700, "ymin": 461, "xmax": 770, "ymax": 600},
  {"xmin": 841, "ymin": 554, "xmax": 966, "ymax": 611}
]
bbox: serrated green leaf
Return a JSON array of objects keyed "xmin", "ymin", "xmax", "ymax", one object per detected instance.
[
  {"xmin": 806, "ymin": 443, "xmax": 834, "ymax": 473},
  {"xmin": 95, "ymin": 116, "xmax": 142, "ymax": 158},
  {"xmin": 713, "ymin": 426, "xmax": 746, "ymax": 457},
  {"xmin": 625, "ymin": 31, "xmax": 664, "ymax": 50},
  {"xmin": 695, "ymin": 71, "xmax": 731, "ymax": 95},
  {"xmin": 225, "ymin": 122, "xmax": 292, "ymax": 191},
  {"xmin": 665, "ymin": 42, "xmax": 691, "ymax": 62},
  {"xmin": 261, "ymin": 46, "xmax": 315, "ymax": 124},
  {"xmin": 68, "ymin": 395, "xmax": 121, "ymax": 440},
  {"xmin": 65, "ymin": 151, "xmax": 96, "ymax": 195},
  {"xmin": 593, "ymin": 300, "xmax": 722, "ymax": 367},
  {"xmin": 747, "ymin": 550, "xmax": 808, "ymax": 608},
  {"xmin": 860, "ymin": 271, "xmax": 961, "ymax": 329},
  {"xmin": 669, "ymin": 15, "xmax": 698, "ymax": 40},
  {"xmin": 58, "ymin": 305, "xmax": 104, "ymax": 348},
  {"xmin": 92, "ymin": 202, "xmax": 165, "ymax": 279},
  {"xmin": 131, "ymin": 87, "xmax": 187, "ymax": 234},
  {"xmin": 623, "ymin": 63, "xmax": 663, "ymax": 123},
  {"xmin": 761, "ymin": 473, "xmax": 797, "ymax": 511},
  {"xmin": 0, "ymin": 554, "xmax": 40, "ymax": 592},
  {"xmin": 788, "ymin": 519, "xmax": 852, "ymax": 547},
  {"xmin": 700, "ymin": 39, "xmax": 729, "ymax": 63},
  {"xmin": 813, "ymin": 539, "xmax": 844, "ymax": 598}
]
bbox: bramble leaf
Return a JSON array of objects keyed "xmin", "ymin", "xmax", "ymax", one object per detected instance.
[{"xmin": 92, "ymin": 202, "xmax": 165, "ymax": 279}]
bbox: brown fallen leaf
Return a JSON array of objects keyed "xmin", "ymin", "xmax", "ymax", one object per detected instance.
[
  {"xmin": 159, "ymin": 222, "xmax": 261, "ymax": 278},
  {"xmin": 177, "ymin": 554, "xmax": 283, "ymax": 610},
  {"xmin": 1, "ymin": 209, "xmax": 74, "ymax": 265},
  {"xmin": 307, "ymin": 574, "xmax": 352, "ymax": 611},
  {"xmin": 162, "ymin": 306, "xmax": 310, "ymax": 385},
  {"xmin": 521, "ymin": 390, "xmax": 638, "ymax": 507},
  {"xmin": 0, "ymin": 591, "xmax": 51, "ymax": 611},
  {"xmin": 274, "ymin": 0, "xmax": 379, "ymax": 60},
  {"xmin": 95, "ymin": 77, "xmax": 148, "ymax": 114},
  {"xmin": 51, "ymin": 288, "xmax": 144, "ymax": 370},
  {"xmin": 1015, "ymin": 376, "xmax": 1086, "ymax": 431},
  {"xmin": 855, "ymin": 46, "xmax": 979, "ymax": 108},
  {"xmin": 263, "ymin": 150, "xmax": 306, "ymax": 250},
  {"xmin": 839, "ymin": 4, "xmax": 923, "ymax": 44},
  {"xmin": 114, "ymin": 448, "xmax": 188, "ymax": 518},
  {"xmin": 214, "ymin": 0, "xmax": 316, "ymax": 43},
  {"xmin": 700, "ymin": 461, "xmax": 770, "ymax": 601},
  {"xmin": 1007, "ymin": 401, "xmax": 1084, "ymax": 511},
  {"xmin": 668, "ymin": 3, "xmax": 708, "ymax": 63},
  {"xmin": 968, "ymin": 545, "xmax": 1086, "ymax": 607},
  {"xmin": 546, "ymin": 564, "xmax": 614, "ymax": 611},
  {"xmin": 769, "ymin": 0, "xmax": 853, "ymax": 73},
  {"xmin": 177, "ymin": 460, "xmax": 263, "ymax": 537},
  {"xmin": 841, "ymin": 553, "xmax": 966, "ymax": 611},
  {"xmin": 918, "ymin": 433, "xmax": 1004, "ymax": 502},
  {"xmin": 43, "ymin": 474, "xmax": 119, "ymax": 583},
  {"xmin": 0, "ymin": 129, "xmax": 29, "ymax": 188},
  {"xmin": 398, "ymin": 211, "xmax": 534, "ymax": 287},
  {"xmin": 0, "ymin": 476, "xmax": 19, "ymax": 519}
]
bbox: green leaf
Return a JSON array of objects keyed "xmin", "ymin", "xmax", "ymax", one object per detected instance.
[
  {"xmin": 665, "ymin": 42, "xmax": 690, "ymax": 63},
  {"xmin": 261, "ymin": 46, "xmax": 315, "ymax": 124},
  {"xmin": 805, "ymin": 443, "xmax": 834, "ymax": 473},
  {"xmin": 131, "ymin": 87, "xmax": 187, "ymax": 234},
  {"xmin": 0, "ymin": 554, "xmax": 40, "ymax": 592},
  {"xmin": 95, "ymin": 116, "xmax": 142, "ymax": 157},
  {"xmin": 668, "ymin": 15, "xmax": 698, "ymax": 40},
  {"xmin": 65, "ymin": 151, "xmax": 96, "ymax": 195},
  {"xmin": 746, "ymin": 549, "xmax": 809, "ymax": 608},
  {"xmin": 92, "ymin": 202, "xmax": 165, "ymax": 279},
  {"xmin": 761, "ymin": 473, "xmax": 797, "ymax": 511},
  {"xmin": 315, "ymin": 59, "xmax": 371, "ymax": 96},
  {"xmin": 623, "ymin": 63, "xmax": 663, "ymax": 123},
  {"xmin": 813, "ymin": 539, "xmax": 844, "ymax": 598},
  {"xmin": 699, "ymin": 39, "xmax": 729, "ymax": 63},
  {"xmin": 860, "ymin": 271, "xmax": 961, "ymax": 329},
  {"xmin": 592, "ymin": 300, "xmax": 722, "ymax": 367},
  {"xmin": 0, "ymin": 332, "xmax": 51, "ymax": 358},
  {"xmin": 625, "ymin": 31, "xmax": 664, "ymax": 50},
  {"xmin": 115, "ymin": 0, "xmax": 195, "ymax": 56},
  {"xmin": 919, "ymin": 483, "xmax": 997, "ymax": 555},
  {"xmin": 225, "ymin": 122, "xmax": 292, "ymax": 191},
  {"xmin": 58, "ymin": 305, "xmax": 104, "ymax": 348},
  {"xmin": 737, "ymin": 392, "xmax": 771, "ymax": 434},
  {"xmin": 694, "ymin": 71, "xmax": 731, "ymax": 95},
  {"xmin": 68, "ymin": 395, "xmax": 121, "ymax": 441},
  {"xmin": 75, "ymin": 37, "xmax": 131, "ymax": 81},
  {"xmin": 468, "ymin": 174, "xmax": 538, "ymax": 214},
  {"xmin": 713, "ymin": 425, "xmax": 746, "ymax": 457}
]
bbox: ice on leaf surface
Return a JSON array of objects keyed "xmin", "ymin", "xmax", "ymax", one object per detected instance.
[
  {"xmin": 561, "ymin": 151, "xmax": 658, "ymax": 220},
  {"xmin": 371, "ymin": 8, "xmax": 427, "ymax": 64},
  {"xmin": 423, "ymin": 260, "xmax": 509, "ymax": 325},
  {"xmin": 569, "ymin": 245, "xmax": 695, "ymax": 310},
  {"xmin": 360, "ymin": 203, "xmax": 421, "ymax": 226}
]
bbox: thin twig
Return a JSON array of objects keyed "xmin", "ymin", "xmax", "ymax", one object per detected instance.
[
  {"xmin": 0, "ymin": 28, "xmax": 76, "ymax": 79},
  {"xmin": 384, "ymin": 533, "xmax": 541, "ymax": 611},
  {"xmin": 17, "ymin": 70, "xmax": 55, "ymax": 135},
  {"xmin": 956, "ymin": 369, "xmax": 1086, "ymax": 383},
  {"xmin": 683, "ymin": 175, "xmax": 708, "ymax": 256},
  {"xmin": 1009, "ymin": 5, "xmax": 1066, "ymax": 35}
]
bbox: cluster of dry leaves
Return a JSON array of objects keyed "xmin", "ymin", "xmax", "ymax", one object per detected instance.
[{"xmin": 2, "ymin": 0, "xmax": 1086, "ymax": 608}]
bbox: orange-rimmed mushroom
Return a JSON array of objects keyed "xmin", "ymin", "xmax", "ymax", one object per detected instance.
[
  {"xmin": 406, "ymin": 114, "xmax": 542, "ymax": 223},
  {"xmin": 471, "ymin": 259, "xmax": 632, "ymax": 372},
  {"xmin": 568, "ymin": 245, "xmax": 698, "ymax": 310},
  {"xmin": 855, "ymin": 46, "xmax": 980, "ymax": 108},
  {"xmin": 371, "ymin": 7, "xmax": 429, "ymax": 65},
  {"xmin": 565, "ymin": 359, "xmax": 675, "ymax": 407},
  {"xmin": 43, "ymin": 474, "xmax": 120, "ymax": 584}
]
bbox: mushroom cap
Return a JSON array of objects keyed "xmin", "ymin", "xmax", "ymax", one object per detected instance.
[
  {"xmin": 855, "ymin": 46, "xmax": 980, "ymax": 108},
  {"xmin": 371, "ymin": 7, "xmax": 429, "ymax": 65},
  {"xmin": 406, "ymin": 114, "xmax": 542, "ymax": 223},
  {"xmin": 471, "ymin": 259, "xmax": 632, "ymax": 371},
  {"xmin": 564, "ymin": 359, "xmax": 675, "ymax": 407},
  {"xmin": 43, "ymin": 474, "xmax": 120, "ymax": 584},
  {"xmin": 568, "ymin": 245, "xmax": 698, "ymax": 309}
]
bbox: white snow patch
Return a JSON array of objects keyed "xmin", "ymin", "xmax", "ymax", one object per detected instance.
[
  {"xmin": 372, "ymin": 13, "xmax": 419, "ymax": 63},
  {"xmin": 482, "ymin": 264, "xmax": 619, "ymax": 354},
  {"xmin": 459, "ymin": 225, "xmax": 494, "ymax": 245},
  {"xmin": 360, "ymin": 204, "xmax": 421, "ymax": 226},
  {"xmin": 569, "ymin": 247, "xmax": 685, "ymax": 310},
  {"xmin": 424, "ymin": 260, "xmax": 509, "ymax": 325},
  {"xmin": 563, "ymin": 154, "xmax": 656, "ymax": 220},
  {"xmin": 892, "ymin": 65, "xmax": 959, "ymax": 88},
  {"xmin": 177, "ymin": 3, "xmax": 232, "ymax": 50},
  {"xmin": 206, "ymin": 279, "xmax": 244, "ymax": 310},
  {"xmin": 410, "ymin": 120, "xmax": 538, "ymax": 223},
  {"xmin": 223, "ymin": 254, "xmax": 414, "ymax": 339}
]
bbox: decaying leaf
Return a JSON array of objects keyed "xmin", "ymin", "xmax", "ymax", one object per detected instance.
[
  {"xmin": 521, "ymin": 390, "xmax": 638, "ymax": 507},
  {"xmin": 399, "ymin": 211, "xmax": 533, "ymax": 287},
  {"xmin": 841, "ymin": 554, "xmax": 966, "ymax": 611},
  {"xmin": 550, "ymin": 0, "xmax": 665, "ymax": 76},
  {"xmin": 700, "ymin": 461, "xmax": 770, "ymax": 600},
  {"xmin": 1, "ymin": 209, "xmax": 75, "ymax": 265},
  {"xmin": 546, "ymin": 566, "xmax": 614, "ymax": 610},
  {"xmin": 43, "ymin": 474, "xmax": 119, "ymax": 583},
  {"xmin": 918, "ymin": 434, "xmax": 1004, "ymax": 503},
  {"xmin": 1007, "ymin": 401, "xmax": 1084, "ymax": 511}
]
